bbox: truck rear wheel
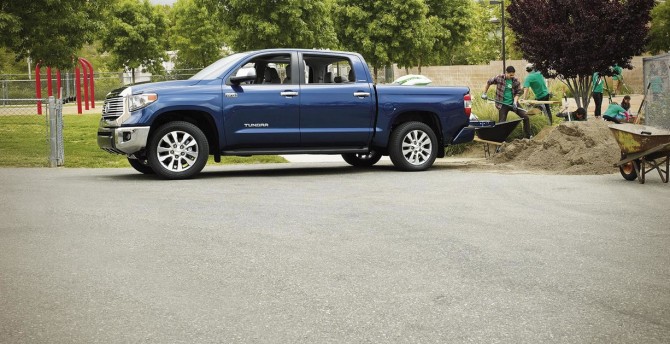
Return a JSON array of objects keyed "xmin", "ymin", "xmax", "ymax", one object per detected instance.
[
  {"xmin": 388, "ymin": 121, "xmax": 438, "ymax": 171},
  {"xmin": 147, "ymin": 121, "xmax": 209, "ymax": 179},
  {"xmin": 342, "ymin": 151, "xmax": 382, "ymax": 167}
]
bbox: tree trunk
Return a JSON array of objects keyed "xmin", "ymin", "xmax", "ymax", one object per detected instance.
[
  {"xmin": 131, "ymin": 67, "xmax": 135, "ymax": 84},
  {"xmin": 373, "ymin": 66, "xmax": 378, "ymax": 83},
  {"xmin": 561, "ymin": 75, "xmax": 592, "ymax": 110}
]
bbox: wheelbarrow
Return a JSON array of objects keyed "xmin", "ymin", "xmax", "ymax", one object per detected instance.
[
  {"xmin": 473, "ymin": 119, "xmax": 522, "ymax": 158},
  {"xmin": 609, "ymin": 123, "xmax": 670, "ymax": 184}
]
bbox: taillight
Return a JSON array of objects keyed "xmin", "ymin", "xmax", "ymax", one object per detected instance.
[{"xmin": 464, "ymin": 94, "xmax": 472, "ymax": 116}]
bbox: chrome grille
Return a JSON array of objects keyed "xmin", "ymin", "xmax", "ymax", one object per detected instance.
[{"xmin": 102, "ymin": 95, "xmax": 124, "ymax": 121}]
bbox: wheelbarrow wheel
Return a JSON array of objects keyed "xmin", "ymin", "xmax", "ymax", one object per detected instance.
[{"xmin": 619, "ymin": 154, "xmax": 639, "ymax": 181}]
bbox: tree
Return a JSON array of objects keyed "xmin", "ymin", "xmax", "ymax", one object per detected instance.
[
  {"xmin": 373, "ymin": 0, "xmax": 434, "ymax": 74},
  {"xmin": 335, "ymin": 0, "xmax": 430, "ymax": 79},
  {"xmin": 0, "ymin": 47, "xmax": 27, "ymax": 74},
  {"xmin": 647, "ymin": 0, "xmax": 670, "ymax": 54},
  {"xmin": 170, "ymin": 0, "xmax": 226, "ymax": 69},
  {"xmin": 507, "ymin": 0, "xmax": 654, "ymax": 108},
  {"xmin": 208, "ymin": 0, "xmax": 338, "ymax": 51},
  {"xmin": 0, "ymin": 0, "xmax": 109, "ymax": 69},
  {"xmin": 421, "ymin": 0, "xmax": 474, "ymax": 66},
  {"xmin": 155, "ymin": 4, "xmax": 174, "ymax": 52},
  {"xmin": 395, "ymin": 15, "xmax": 439, "ymax": 72},
  {"xmin": 439, "ymin": 2, "xmax": 502, "ymax": 65},
  {"xmin": 334, "ymin": 0, "xmax": 474, "ymax": 75},
  {"xmin": 100, "ymin": 0, "xmax": 168, "ymax": 83},
  {"xmin": 334, "ymin": 2, "xmax": 380, "ymax": 73}
]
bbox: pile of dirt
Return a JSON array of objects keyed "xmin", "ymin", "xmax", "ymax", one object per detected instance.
[{"xmin": 491, "ymin": 120, "xmax": 621, "ymax": 174}]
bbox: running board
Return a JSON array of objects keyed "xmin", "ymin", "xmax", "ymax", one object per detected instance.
[{"xmin": 222, "ymin": 147, "xmax": 370, "ymax": 156}]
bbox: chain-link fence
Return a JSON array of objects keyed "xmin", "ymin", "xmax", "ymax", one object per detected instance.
[
  {"xmin": 0, "ymin": 97, "xmax": 63, "ymax": 167},
  {"xmin": 643, "ymin": 53, "xmax": 670, "ymax": 130},
  {"xmin": 1, "ymin": 69, "xmax": 202, "ymax": 105},
  {"xmin": 93, "ymin": 70, "xmax": 201, "ymax": 100},
  {"xmin": 0, "ymin": 68, "xmax": 202, "ymax": 167}
]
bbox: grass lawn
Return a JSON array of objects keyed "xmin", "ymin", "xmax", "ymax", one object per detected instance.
[{"xmin": 0, "ymin": 114, "xmax": 287, "ymax": 167}]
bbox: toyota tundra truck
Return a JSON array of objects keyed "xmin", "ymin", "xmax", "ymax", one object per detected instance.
[{"xmin": 97, "ymin": 49, "xmax": 475, "ymax": 179}]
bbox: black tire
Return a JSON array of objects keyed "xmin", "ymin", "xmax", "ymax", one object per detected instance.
[
  {"xmin": 147, "ymin": 121, "xmax": 209, "ymax": 180},
  {"xmin": 619, "ymin": 160, "xmax": 639, "ymax": 181},
  {"xmin": 127, "ymin": 157, "xmax": 154, "ymax": 174},
  {"xmin": 388, "ymin": 121, "xmax": 438, "ymax": 171},
  {"xmin": 342, "ymin": 151, "xmax": 382, "ymax": 167}
]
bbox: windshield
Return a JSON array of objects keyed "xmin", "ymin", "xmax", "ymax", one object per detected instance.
[{"xmin": 189, "ymin": 53, "xmax": 248, "ymax": 80}]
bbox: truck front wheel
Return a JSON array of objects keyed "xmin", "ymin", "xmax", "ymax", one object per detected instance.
[
  {"xmin": 342, "ymin": 151, "xmax": 382, "ymax": 167},
  {"xmin": 389, "ymin": 121, "xmax": 438, "ymax": 171},
  {"xmin": 147, "ymin": 121, "xmax": 209, "ymax": 179},
  {"xmin": 127, "ymin": 157, "xmax": 154, "ymax": 174}
]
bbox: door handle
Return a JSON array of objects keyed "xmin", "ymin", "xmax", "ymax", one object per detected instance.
[
  {"xmin": 353, "ymin": 92, "xmax": 370, "ymax": 98},
  {"xmin": 280, "ymin": 91, "xmax": 299, "ymax": 97}
]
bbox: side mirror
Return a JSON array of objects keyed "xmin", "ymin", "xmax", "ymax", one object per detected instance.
[{"xmin": 230, "ymin": 71, "xmax": 256, "ymax": 85}]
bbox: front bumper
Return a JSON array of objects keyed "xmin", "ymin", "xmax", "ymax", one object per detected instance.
[{"xmin": 97, "ymin": 125, "xmax": 150, "ymax": 155}]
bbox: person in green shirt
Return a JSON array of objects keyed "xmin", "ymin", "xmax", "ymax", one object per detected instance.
[
  {"xmin": 482, "ymin": 66, "xmax": 532, "ymax": 138},
  {"xmin": 592, "ymin": 72, "xmax": 604, "ymax": 118},
  {"xmin": 611, "ymin": 64, "xmax": 623, "ymax": 96},
  {"xmin": 603, "ymin": 102, "xmax": 627, "ymax": 124},
  {"xmin": 522, "ymin": 63, "xmax": 553, "ymax": 125}
]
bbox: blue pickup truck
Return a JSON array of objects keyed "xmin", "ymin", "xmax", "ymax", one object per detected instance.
[{"xmin": 98, "ymin": 49, "xmax": 474, "ymax": 179}]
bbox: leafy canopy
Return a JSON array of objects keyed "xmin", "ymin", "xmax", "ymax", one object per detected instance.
[
  {"xmin": 508, "ymin": 0, "xmax": 654, "ymax": 78},
  {"xmin": 422, "ymin": 0, "xmax": 473, "ymax": 65},
  {"xmin": 443, "ymin": 1, "xmax": 501, "ymax": 65},
  {"xmin": 170, "ymin": 0, "xmax": 226, "ymax": 69},
  {"xmin": 335, "ymin": 0, "xmax": 474, "ymax": 71},
  {"xmin": 211, "ymin": 0, "xmax": 338, "ymax": 51},
  {"xmin": 0, "ymin": 0, "xmax": 109, "ymax": 69},
  {"xmin": 507, "ymin": 0, "xmax": 654, "ymax": 107},
  {"xmin": 647, "ymin": 0, "xmax": 670, "ymax": 54},
  {"xmin": 100, "ymin": 0, "xmax": 168, "ymax": 81}
]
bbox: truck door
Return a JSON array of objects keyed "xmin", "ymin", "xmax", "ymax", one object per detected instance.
[
  {"xmin": 299, "ymin": 54, "xmax": 375, "ymax": 147},
  {"xmin": 221, "ymin": 53, "xmax": 300, "ymax": 149}
]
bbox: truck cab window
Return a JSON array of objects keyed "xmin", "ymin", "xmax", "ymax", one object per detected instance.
[
  {"xmin": 303, "ymin": 55, "xmax": 354, "ymax": 84},
  {"xmin": 230, "ymin": 54, "xmax": 293, "ymax": 85}
]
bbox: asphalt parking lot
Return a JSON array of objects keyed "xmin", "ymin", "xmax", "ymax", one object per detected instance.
[{"xmin": 1, "ymin": 162, "xmax": 669, "ymax": 343}]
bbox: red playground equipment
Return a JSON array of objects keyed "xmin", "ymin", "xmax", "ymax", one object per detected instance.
[{"xmin": 35, "ymin": 57, "xmax": 95, "ymax": 114}]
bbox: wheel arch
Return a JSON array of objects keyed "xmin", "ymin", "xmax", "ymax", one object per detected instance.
[
  {"xmin": 389, "ymin": 111, "xmax": 445, "ymax": 157},
  {"xmin": 149, "ymin": 110, "xmax": 220, "ymax": 161}
]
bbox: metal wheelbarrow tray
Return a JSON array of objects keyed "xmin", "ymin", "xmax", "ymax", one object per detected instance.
[
  {"xmin": 473, "ymin": 119, "xmax": 522, "ymax": 157},
  {"xmin": 475, "ymin": 119, "xmax": 522, "ymax": 142},
  {"xmin": 609, "ymin": 123, "xmax": 670, "ymax": 184}
]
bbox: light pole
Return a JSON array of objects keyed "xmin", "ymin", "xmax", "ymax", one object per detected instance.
[{"xmin": 489, "ymin": 0, "xmax": 506, "ymax": 74}]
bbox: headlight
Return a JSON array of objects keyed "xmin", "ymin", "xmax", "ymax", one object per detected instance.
[{"xmin": 128, "ymin": 93, "xmax": 158, "ymax": 112}]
